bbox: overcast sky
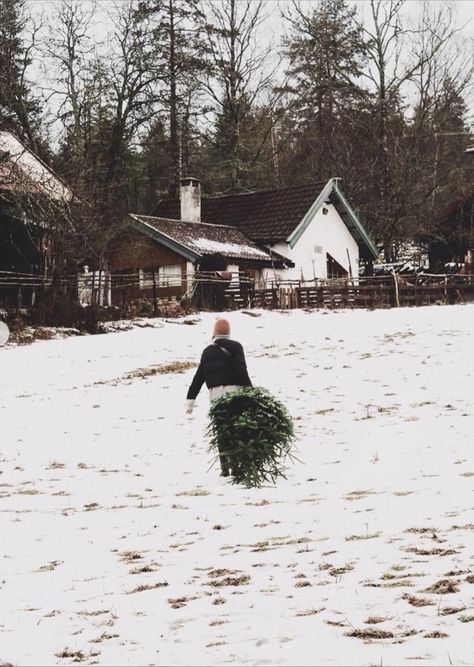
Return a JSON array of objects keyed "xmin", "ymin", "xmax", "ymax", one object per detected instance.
[
  {"xmin": 28, "ymin": 0, "xmax": 474, "ymax": 37},
  {"xmin": 27, "ymin": 0, "xmax": 474, "ymax": 139}
]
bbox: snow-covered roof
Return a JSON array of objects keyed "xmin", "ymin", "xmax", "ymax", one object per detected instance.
[
  {"xmin": 191, "ymin": 237, "xmax": 270, "ymax": 260},
  {"xmin": 129, "ymin": 214, "xmax": 292, "ymax": 267},
  {"xmin": 0, "ymin": 131, "xmax": 72, "ymax": 201}
]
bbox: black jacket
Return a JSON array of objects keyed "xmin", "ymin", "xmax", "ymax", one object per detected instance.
[{"xmin": 187, "ymin": 337, "xmax": 252, "ymax": 400}]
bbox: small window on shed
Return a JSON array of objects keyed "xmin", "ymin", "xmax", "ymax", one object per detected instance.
[
  {"xmin": 139, "ymin": 268, "xmax": 154, "ymax": 289},
  {"xmin": 158, "ymin": 264, "xmax": 182, "ymax": 287}
]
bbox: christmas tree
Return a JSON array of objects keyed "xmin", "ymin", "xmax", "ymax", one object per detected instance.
[{"xmin": 207, "ymin": 387, "xmax": 296, "ymax": 488}]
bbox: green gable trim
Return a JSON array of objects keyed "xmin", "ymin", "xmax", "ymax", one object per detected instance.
[
  {"xmin": 129, "ymin": 214, "xmax": 201, "ymax": 262},
  {"xmin": 332, "ymin": 182, "xmax": 378, "ymax": 259},
  {"xmin": 286, "ymin": 179, "xmax": 378, "ymax": 259},
  {"xmin": 287, "ymin": 180, "xmax": 334, "ymax": 249}
]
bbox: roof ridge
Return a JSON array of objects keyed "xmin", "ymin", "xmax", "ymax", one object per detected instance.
[
  {"xmin": 203, "ymin": 181, "xmax": 328, "ymax": 201},
  {"xmin": 156, "ymin": 181, "xmax": 330, "ymax": 206}
]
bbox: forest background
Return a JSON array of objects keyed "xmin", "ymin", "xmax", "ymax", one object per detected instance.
[{"xmin": 2, "ymin": 0, "xmax": 474, "ymax": 265}]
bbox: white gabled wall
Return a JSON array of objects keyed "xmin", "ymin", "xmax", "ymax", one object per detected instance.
[{"xmin": 262, "ymin": 203, "xmax": 359, "ymax": 283}]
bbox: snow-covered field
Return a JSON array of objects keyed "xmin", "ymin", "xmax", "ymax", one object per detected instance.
[{"xmin": 1, "ymin": 305, "xmax": 473, "ymax": 667}]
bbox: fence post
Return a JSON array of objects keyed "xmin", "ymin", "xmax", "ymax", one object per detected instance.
[
  {"xmin": 391, "ymin": 269, "xmax": 400, "ymax": 307},
  {"xmin": 97, "ymin": 268, "xmax": 102, "ymax": 307},
  {"xmin": 152, "ymin": 264, "xmax": 158, "ymax": 315},
  {"xmin": 91, "ymin": 271, "xmax": 96, "ymax": 306}
]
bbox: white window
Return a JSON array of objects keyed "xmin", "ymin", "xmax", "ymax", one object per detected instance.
[
  {"xmin": 159, "ymin": 264, "xmax": 182, "ymax": 287},
  {"xmin": 139, "ymin": 265, "xmax": 182, "ymax": 289},
  {"xmin": 139, "ymin": 268, "xmax": 153, "ymax": 289}
]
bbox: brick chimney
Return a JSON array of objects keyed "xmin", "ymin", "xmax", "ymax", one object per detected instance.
[{"xmin": 180, "ymin": 177, "xmax": 201, "ymax": 223}]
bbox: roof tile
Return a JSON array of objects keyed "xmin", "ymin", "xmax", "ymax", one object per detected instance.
[
  {"xmin": 131, "ymin": 215, "xmax": 285, "ymax": 263},
  {"xmin": 153, "ymin": 183, "xmax": 327, "ymax": 242}
]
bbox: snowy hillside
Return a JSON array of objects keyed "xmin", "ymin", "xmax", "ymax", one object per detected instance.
[{"xmin": 1, "ymin": 305, "xmax": 473, "ymax": 666}]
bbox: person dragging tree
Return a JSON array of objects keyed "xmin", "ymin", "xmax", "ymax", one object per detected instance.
[{"xmin": 186, "ymin": 318, "xmax": 252, "ymax": 476}]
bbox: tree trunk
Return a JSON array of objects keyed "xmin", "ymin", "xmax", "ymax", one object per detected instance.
[{"xmin": 168, "ymin": 0, "xmax": 180, "ymax": 198}]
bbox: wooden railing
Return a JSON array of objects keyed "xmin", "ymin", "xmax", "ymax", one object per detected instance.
[{"xmin": 1, "ymin": 269, "xmax": 473, "ymax": 312}]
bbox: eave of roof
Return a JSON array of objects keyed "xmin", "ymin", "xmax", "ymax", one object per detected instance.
[
  {"xmin": 128, "ymin": 214, "xmax": 291, "ymax": 267},
  {"xmin": 332, "ymin": 181, "xmax": 379, "ymax": 259},
  {"xmin": 0, "ymin": 130, "xmax": 73, "ymax": 201},
  {"xmin": 129, "ymin": 214, "xmax": 202, "ymax": 262}
]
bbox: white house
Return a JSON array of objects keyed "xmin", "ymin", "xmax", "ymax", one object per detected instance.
[
  {"xmin": 101, "ymin": 177, "xmax": 377, "ymax": 307},
  {"xmin": 153, "ymin": 177, "xmax": 377, "ymax": 283}
]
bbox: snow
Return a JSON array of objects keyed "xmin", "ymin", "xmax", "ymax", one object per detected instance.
[
  {"xmin": 192, "ymin": 237, "xmax": 270, "ymax": 259},
  {"xmin": 1, "ymin": 304, "xmax": 474, "ymax": 666},
  {"xmin": 0, "ymin": 131, "xmax": 72, "ymax": 201}
]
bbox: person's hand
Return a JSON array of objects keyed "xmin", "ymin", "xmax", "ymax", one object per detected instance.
[{"xmin": 186, "ymin": 400, "xmax": 195, "ymax": 415}]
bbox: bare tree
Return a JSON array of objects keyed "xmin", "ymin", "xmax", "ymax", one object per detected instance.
[
  {"xmin": 43, "ymin": 0, "xmax": 97, "ymax": 144},
  {"xmin": 357, "ymin": 0, "xmax": 466, "ymax": 258},
  {"xmin": 200, "ymin": 0, "xmax": 281, "ymax": 192},
  {"xmin": 44, "ymin": 1, "xmax": 160, "ymax": 215}
]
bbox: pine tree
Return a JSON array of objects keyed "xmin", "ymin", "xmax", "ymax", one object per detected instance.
[
  {"xmin": 0, "ymin": 0, "xmax": 43, "ymax": 151},
  {"xmin": 199, "ymin": 0, "xmax": 278, "ymax": 193},
  {"xmin": 281, "ymin": 0, "xmax": 367, "ymax": 183},
  {"xmin": 135, "ymin": 0, "xmax": 207, "ymax": 198},
  {"xmin": 208, "ymin": 387, "xmax": 296, "ymax": 488}
]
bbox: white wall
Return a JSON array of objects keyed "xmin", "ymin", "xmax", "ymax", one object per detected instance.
[
  {"xmin": 185, "ymin": 261, "xmax": 195, "ymax": 297},
  {"xmin": 262, "ymin": 203, "xmax": 359, "ymax": 283}
]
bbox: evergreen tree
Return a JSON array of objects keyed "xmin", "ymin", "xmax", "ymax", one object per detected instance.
[
  {"xmin": 139, "ymin": 118, "xmax": 172, "ymax": 211},
  {"xmin": 0, "ymin": 0, "xmax": 43, "ymax": 151},
  {"xmin": 282, "ymin": 0, "xmax": 367, "ymax": 182},
  {"xmin": 200, "ymin": 0, "xmax": 277, "ymax": 193},
  {"xmin": 135, "ymin": 0, "xmax": 207, "ymax": 198}
]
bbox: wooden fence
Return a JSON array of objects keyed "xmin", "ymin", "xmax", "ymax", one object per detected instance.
[
  {"xmin": 1, "ymin": 269, "xmax": 474, "ymax": 313},
  {"xmin": 247, "ymin": 274, "xmax": 474, "ymax": 310}
]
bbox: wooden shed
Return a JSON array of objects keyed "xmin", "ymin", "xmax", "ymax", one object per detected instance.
[{"xmin": 103, "ymin": 213, "xmax": 292, "ymax": 307}]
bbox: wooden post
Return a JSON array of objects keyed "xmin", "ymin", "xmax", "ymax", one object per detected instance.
[
  {"xmin": 391, "ymin": 269, "xmax": 400, "ymax": 307},
  {"xmin": 97, "ymin": 268, "xmax": 102, "ymax": 306},
  {"xmin": 152, "ymin": 264, "xmax": 158, "ymax": 315},
  {"xmin": 91, "ymin": 271, "xmax": 96, "ymax": 306},
  {"xmin": 346, "ymin": 248, "xmax": 353, "ymax": 282}
]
